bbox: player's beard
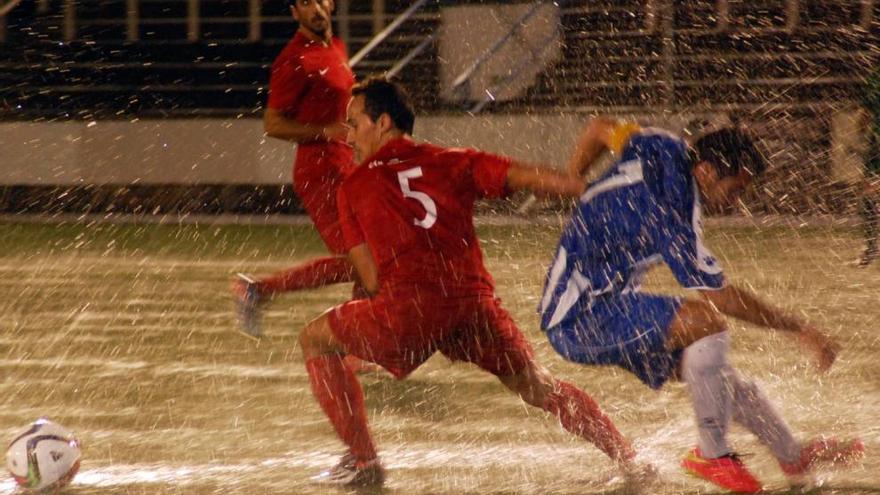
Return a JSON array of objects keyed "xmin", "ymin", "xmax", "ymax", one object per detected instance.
[{"xmin": 306, "ymin": 12, "xmax": 330, "ymax": 39}]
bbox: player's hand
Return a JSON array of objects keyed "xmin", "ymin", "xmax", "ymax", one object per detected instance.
[
  {"xmin": 321, "ymin": 122, "xmax": 348, "ymax": 142},
  {"xmin": 798, "ymin": 327, "xmax": 839, "ymax": 372}
]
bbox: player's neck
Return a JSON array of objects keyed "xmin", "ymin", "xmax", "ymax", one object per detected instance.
[
  {"xmin": 378, "ymin": 131, "xmax": 407, "ymax": 151},
  {"xmin": 299, "ymin": 26, "xmax": 332, "ymax": 45}
]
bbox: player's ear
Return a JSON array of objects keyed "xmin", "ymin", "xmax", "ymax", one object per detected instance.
[
  {"xmin": 377, "ymin": 113, "xmax": 395, "ymax": 134},
  {"xmin": 693, "ymin": 160, "xmax": 719, "ymax": 188}
]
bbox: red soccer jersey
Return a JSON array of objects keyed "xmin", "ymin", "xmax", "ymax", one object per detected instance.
[
  {"xmin": 268, "ymin": 32, "xmax": 356, "ymax": 178},
  {"xmin": 337, "ymin": 138, "xmax": 511, "ymax": 290}
]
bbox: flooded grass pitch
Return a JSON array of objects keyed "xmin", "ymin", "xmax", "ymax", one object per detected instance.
[{"xmin": 0, "ymin": 220, "xmax": 877, "ymax": 494}]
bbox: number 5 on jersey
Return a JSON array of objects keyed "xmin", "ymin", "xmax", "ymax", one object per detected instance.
[{"xmin": 397, "ymin": 167, "xmax": 437, "ymax": 229}]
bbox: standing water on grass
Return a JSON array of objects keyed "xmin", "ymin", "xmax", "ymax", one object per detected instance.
[
  {"xmin": 0, "ymin": 222, "xmax": 876, "ymax": 494},
  {"xmin": 1, "ymin": 1, "xmax": 879, "ymax": 493}
]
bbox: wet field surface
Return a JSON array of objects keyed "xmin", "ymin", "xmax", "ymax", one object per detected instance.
[{"xmin": 1, "ymin": 222, "xmax": 878, "ymax": 494}]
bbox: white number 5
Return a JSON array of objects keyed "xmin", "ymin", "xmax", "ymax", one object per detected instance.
[{"xmin": 397, "ymin": 167, "xmax": 437, "ymax": 229}]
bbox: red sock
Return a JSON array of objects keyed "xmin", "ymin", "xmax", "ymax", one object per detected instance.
[
  {"xmin": 306, "ymin": 355, "xmax": 377, "ymax": 462},
  {"xmin": 257, "ymin": 256, "xmax": 352, "ymax": 296},
  {"xmin": 543, "ymin": 381, "xmax": 635, "ymax": 464}
]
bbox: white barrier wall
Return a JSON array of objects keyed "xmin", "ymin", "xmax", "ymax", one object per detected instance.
[{"xmin": 0, "ymin": 114, "xmax": 693, "ymax": 185}]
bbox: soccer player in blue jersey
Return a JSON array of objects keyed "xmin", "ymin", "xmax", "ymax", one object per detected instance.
[{"xmin": 539, "ymin": 118, "xmax": 864, "ymax": 493}]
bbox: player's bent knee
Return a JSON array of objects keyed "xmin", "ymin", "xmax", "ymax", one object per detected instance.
[
  {"xmin": 498, "ymin": 364, "xmax": 553, "ymax": 408},
  {"xmin": 299, "ymin": 314, "xmax": 339, "ymax": 360},
  {"xmin": 669, "ymin": 300, "xmax": 729, "ymax": 349}
]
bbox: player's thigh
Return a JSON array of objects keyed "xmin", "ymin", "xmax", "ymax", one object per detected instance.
[
  {"xmin": 438, "ymin": 296, "xmax": 534, "ymax": 377},
  {"xmin": 293, "ymin": 171, "xmax": 347, "ymax": 254},
  {"xmin": 328, "ymin": 295, "xmax": 439, "ymax": 379},
  {"xmin": 300, "ymin": 310, "xmax": 346, "ymax": 358},
  {"xmin": 296, "ymin": 187, "xmax": 346, "ymax": 254},
  {"xmin": 545, "ymin": 293, "xmax": 682, "ymax": 390},
  {"xmin": 666, "ymin": 297, "xmax": 728, "ymax": 350}
]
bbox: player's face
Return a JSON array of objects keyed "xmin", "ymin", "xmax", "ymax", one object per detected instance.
[
  {"xmin": 694, "ymin": 161, "xmax": 752, "ymax": 211},
  {"xmin": 291, "ymin": 0, "xmax": 333, "ymax": 38},
  {"xmin": 346, "ymin": 95, "xmax": 383, "ymax": 163}
]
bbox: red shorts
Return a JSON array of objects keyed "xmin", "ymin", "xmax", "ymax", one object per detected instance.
[
  {"xmin": 293, "ymin": 143, "xmax": 355, "ymax": 255},
  {"xmin": 327, "ymin": 285, "xmax": 534, "ymax": 379},
  {"xmin": 295, "ymin": 177, "xmax": 345, "ymax": 254}
]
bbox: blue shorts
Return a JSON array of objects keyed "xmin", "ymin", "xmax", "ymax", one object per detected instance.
[{"xmin": 545, "ymin": 292, "xmax": 683, "ymax": 390}]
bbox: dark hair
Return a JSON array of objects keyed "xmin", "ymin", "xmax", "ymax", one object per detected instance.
[
  {"xmin": 351, "ymin": 76, "xmax": 416, "ymax": 134},
  {"xmin": 692, "ymin": 127, "xmax": 767, "ymax": 178},
  {"xmin": 288, "ymin": 0, "xmax": 328, "ymax": 8}
]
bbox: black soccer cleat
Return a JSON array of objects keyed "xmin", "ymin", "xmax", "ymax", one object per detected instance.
[
  {"xmin": 857, "ymin": 244, "xmax": 878, "ymax": 267},
  {"xmin": 311, "ymin": 453, "xmax": 385, "ymax": 487}
]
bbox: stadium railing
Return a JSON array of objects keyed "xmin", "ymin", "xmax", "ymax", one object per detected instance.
[{"xmin": 0, "ymin": 0, "xmax": 876, "ymax": 216}]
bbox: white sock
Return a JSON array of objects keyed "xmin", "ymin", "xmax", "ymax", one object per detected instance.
[
  {"xmin": 729, "ymin": 371, "xmax": 801, "ymax": 464},
  {"xmin": 682, "ymin": 332, "xmax": 733, "ymax": 458}
]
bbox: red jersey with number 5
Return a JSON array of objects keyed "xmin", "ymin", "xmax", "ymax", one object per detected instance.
[{"xmin": 337, "ymin": 137, "xmax": 511, "ymax": 290}]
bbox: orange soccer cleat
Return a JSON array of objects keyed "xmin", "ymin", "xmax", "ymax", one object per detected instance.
[
  {"xmin": 779, "ymin": 437, "xmax": 865, "ymax": 477},
  {"xmin": 682, "ymin": 448, "xmax": 763, "ymax": 494}
]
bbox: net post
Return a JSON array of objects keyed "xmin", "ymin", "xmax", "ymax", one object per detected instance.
[
  {"xmin": 716, "ymin": 0, "xmax": 729, "ymax": 31},
  {"xmin": 62, "ymin": 0, "xmax": 76, "ymax": 41},
  {"xmin": 372, "ymin": 0, "xmax": 384, "ymax": 36},
  {"xmin": 248, "ymin": 0, "xmax": 260, "ymax": 42},
  {"xmin": 187, "ymin": 0, "xmax": 199, "ymax": 42},
  {"xmin": 126, "ymin": 0, "xmax": 139, "ymax": 42},
  {"xmin": 861, "ymin": 0, "xmax": 874, "ymax": 29},
  {"xmin": 785, "ymin": 0, "xmax": 800, "ymax": 31},
  {"xmin": 337, "ymin": 0, "xmax": 350, "ymax": 48}
]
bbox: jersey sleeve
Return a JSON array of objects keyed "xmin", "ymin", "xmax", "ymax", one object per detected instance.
[
  {"xmin": 469, "ymin": 150, "xmax": 512, "ymax": 199},
  {"xmin": 631, "ymin": 133, "xmax": 725, "ymax": 289},
  {"xmin": 658, "ymin": 211, "xmax": 726, "ymax": 290},
  {"xmin": 638, "ymin": 133, "xmax": 691, "ymax": 213},
  {"xmin": 336, "ymin": 184, "xmax": 365, "ymax": 252},
  {"xmin": 267, "ymin": 55, "xmax": 309, "ymax": 113}
]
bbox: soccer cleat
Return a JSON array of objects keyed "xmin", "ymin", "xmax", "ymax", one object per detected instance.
[
  {"xmin": 231, "ymin": 273, "xmax": 263, "ymax": 339},
  {"xmin": 779, "ymin": 437, "xmax": 865, "ymax": 477},
  {"xmin": 682, "ymin": 448, "xmax": 762, "ymax": 494},
  {"xmin": 857, "ymin": 244, "xmax": 878, "ymax": 267},
  {"xmin": 621, "ymin": 459, "xmax": 659, "ymax": 486},
  {"xmin": 312, "ymin": 453, "xmax": 385, "ymax": 487}
]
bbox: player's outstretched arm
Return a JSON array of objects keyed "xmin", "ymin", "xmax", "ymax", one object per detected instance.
[
  {"xmin": 567, "ymin": 117, "xmax": 618, "ymax": 178},
  {"xmin": 264, "ymin": 108, "xmax": 348, "ymax": 144},
  {"xmin": 506, "ymin": 161, "xmax": 584, "ymax": 199},
  {"xmin": 700, "ymin": 284, "xmax": 839, "ymax": 371},
  {"xmin": 347, "ymin": 243, "xmax": 379, "ymax": 296}
]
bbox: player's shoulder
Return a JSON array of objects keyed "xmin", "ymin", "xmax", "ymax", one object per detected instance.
[
  {"xmin": 434, "ymin": 145, "xmax": 490, "ymax": 165},
  {"xmin": 624, "ymin": 128, "xmax": 688, "ymax": 170},
  {"xmin": 273, "ymin": 35, "xmax": 319, "ymax": 69},
  {"xmin": 629, "ymin": 127, "xmax": 686, "ymax": 151},
  {"xmin": 331, "ymin": 36, "xmax": 348, "ymax": 54},
  {"xmin": 342, "ymin": 162, "xmax": 373, "ymax": 185},
  {"xmin": 388, "ymin": 140, "xmax": 457, "ymax": 165}
]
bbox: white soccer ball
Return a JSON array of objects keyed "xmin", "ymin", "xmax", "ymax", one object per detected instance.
[{"xmin": 5, "ymin": 419, "xmax": 81, "ymax": 492}]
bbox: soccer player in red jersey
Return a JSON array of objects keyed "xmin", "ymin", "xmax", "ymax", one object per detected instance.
[
  {"xmin": 232, "ymin": 0, "xmax": 358, "ymax": 339},
  {"xmin": 298, "ymin": 77, "xmax": 650, "ymax": 486}
]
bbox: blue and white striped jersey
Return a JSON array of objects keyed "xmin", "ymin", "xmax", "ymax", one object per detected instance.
[{"xmin": 539, "ymin": 128, "xmax": 725, "ymax": 331}]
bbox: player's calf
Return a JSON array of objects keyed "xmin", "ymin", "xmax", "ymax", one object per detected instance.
[{"xmin": 499, "ymin": 365, "xmax": 641, "ymax": 472}]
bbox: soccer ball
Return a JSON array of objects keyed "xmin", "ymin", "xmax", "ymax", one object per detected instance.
[{"xmin": 5, "ymin": 419, "xmax": 81, "ymax": 492}]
